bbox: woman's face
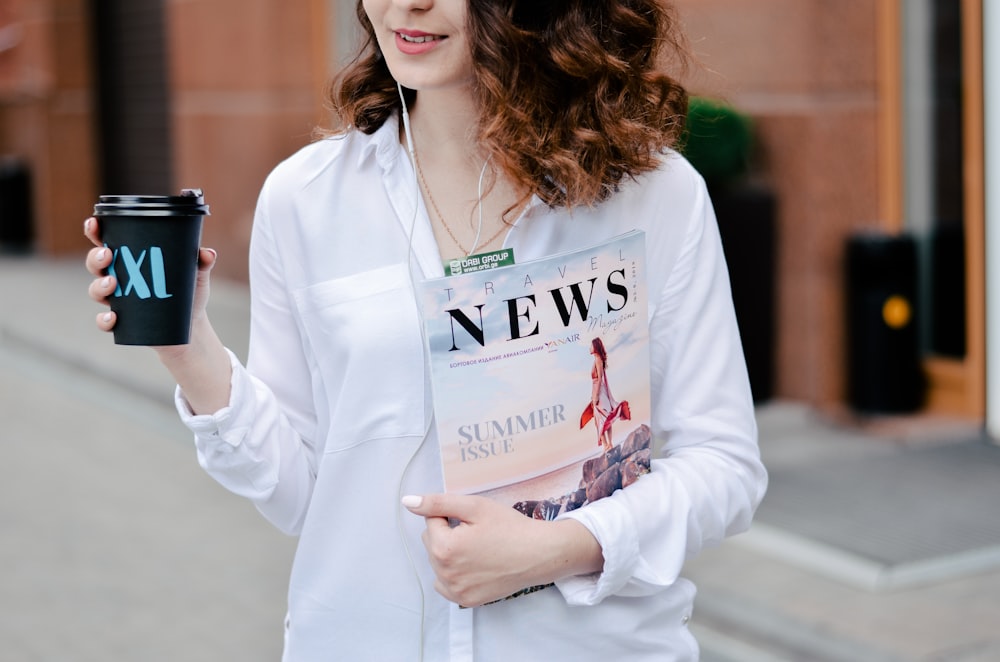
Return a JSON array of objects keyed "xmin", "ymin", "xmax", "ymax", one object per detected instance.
[{"xmin": 363, "ymin": 0, "xmax": 474, "ymax": 94}]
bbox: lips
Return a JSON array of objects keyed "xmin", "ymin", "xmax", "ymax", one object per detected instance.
[
  {"xmin": 394, "ymin": 29, "xmax": 446, "ymax": 55},
  {"xmin": 398, "ymin": 32, "xmax": 439, "ymax": 44}
]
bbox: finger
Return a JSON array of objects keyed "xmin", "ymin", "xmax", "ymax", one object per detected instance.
[
  {"xmin": 88, "ymin": 274, "xmax": 117, "ymax": 303},
  {"xmin": 433, "ymin": 580, "xmax": 475, "ymax": 608},
  {"xmin": 85, "ymin": 245, "xmax": 113, "ymax": 277},
  {"xmin": 83, "ymin": 217, "xmax": 102, "ymax": 246},
  {"xmin": 95, "ymin": 310, "xmax": 116, "ymax": 332},
  {"xmin": 423, "ymin": 515, "xmax": 455, "ymax": 537},
  {"xmin": 433, "ymin": 579, "xmax": 460, "ymax": 605},
  {"xmin": 402, "ymin": 493, "xmax": 476, "ymax": 521},
  {"xmin": 198, "ymin": 247, "xmax": 218, "ymax": 271}
]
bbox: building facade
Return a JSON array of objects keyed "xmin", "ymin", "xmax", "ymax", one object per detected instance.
[
  {"xmin": 675, "ymin": 0, "xmax": 987, "ymax": 425},
  {"xmin": 0, "ymin": 0, "xmax": 993, "ymax": 429}
]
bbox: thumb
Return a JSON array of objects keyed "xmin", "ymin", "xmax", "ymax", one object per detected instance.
[
  {"xmin": 198, "ymin": 247, "xmax": 218, "ymax": 271},
  {"xmin": 401, "ymin": 493, "xmax": 484, "ymax": 522}
]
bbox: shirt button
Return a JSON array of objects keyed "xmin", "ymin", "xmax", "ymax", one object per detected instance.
[{"xmin": 681, "ymin": 614, "xmax": 691, "ymax": 625}]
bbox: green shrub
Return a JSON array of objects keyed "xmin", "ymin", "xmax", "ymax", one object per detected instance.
[{"xmin": 680, "ymin": 97, "xmax": 754, "ymax": 186}]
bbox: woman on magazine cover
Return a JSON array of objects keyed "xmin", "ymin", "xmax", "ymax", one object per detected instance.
[
  {"xmin": 84, "ymin": 0, "xmax": 767, "ymax": 659},
  {"xmin": 587, "ymin": 337, "xmax": 624, "ymax": 453}
]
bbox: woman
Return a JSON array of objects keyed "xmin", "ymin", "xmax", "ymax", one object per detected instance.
[
  {"xmin": 588, "ymin": 337, "xmax": 619, "ymax": 452},
  {"xmin": 85, "ymin": 0, "xmax": 766, "ymax": 659}
]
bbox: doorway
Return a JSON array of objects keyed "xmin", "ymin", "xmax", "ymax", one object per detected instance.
[{"xmin": 882, "ymin": 0, "xmax": 986, "ymax": 416}]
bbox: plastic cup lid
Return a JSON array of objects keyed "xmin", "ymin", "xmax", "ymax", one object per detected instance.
[{"xmin": 95, "ymin": 189, "xmax": 210, "ymax": 216}]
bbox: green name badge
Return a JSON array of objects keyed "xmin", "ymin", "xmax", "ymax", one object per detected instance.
[{"xmin": 445, "ymin": 248, "xmax": 516, "ymax": 276}]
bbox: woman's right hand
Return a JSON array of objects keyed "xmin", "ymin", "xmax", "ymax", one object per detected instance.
[
  {"xmin": 83, "ymin": 217, "xmax": 218, "ymax": 347},
  {"xmin": 83, "ymin": 216, "xmax": 233, "ymax": 413},
  {"xmin": 83, "ymin": 217, "xmax": 119, "ymax": 334}
]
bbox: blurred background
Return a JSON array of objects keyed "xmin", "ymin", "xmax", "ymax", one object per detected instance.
[{"xmin": 1, "ymin": 0, "xmax": 999, "ymax": 660}]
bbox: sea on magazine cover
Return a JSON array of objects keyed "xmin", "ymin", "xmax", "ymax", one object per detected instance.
[{"xmin": 416, "ymin": 231, "xmax": 652, "ymax": 520}]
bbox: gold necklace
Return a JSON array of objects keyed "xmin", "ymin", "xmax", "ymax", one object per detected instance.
[{"xmin": 414, "ymin": 153, "xmax": 510, "ymax": 256}]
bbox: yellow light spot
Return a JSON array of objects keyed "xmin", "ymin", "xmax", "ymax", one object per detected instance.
[{"xmin": 882, "ymin": 295, "xmax": 912, "ymax": 329}]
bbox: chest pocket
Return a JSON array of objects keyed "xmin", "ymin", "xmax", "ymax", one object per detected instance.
[{"xmin": 292, "ymin": 263, "xmax": 427, "ymax": 451}]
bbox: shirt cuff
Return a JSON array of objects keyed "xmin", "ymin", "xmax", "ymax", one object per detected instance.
[
  {"xmin": 173, "ymin": 348, "xmax": 247, "ymax": 447},
  {"xmin": 554, "ymin": 495, "xmax": 640, "ymax": 605}
]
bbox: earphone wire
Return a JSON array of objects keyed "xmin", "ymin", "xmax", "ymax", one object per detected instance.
[
  {"xmin": 468, "ymin": 155, "xmax": 492, "ymax": 256},
  {"xmin": 403, "ymin": 82, "xmax": 490, "ymax": 259},
  {"xmin": 396, "ymin": 81, "xmax": 432, "ymax": 662}
]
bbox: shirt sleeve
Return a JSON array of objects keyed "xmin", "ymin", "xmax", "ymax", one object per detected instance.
[
  {"xmin": 554, "ymin": 174, "xmax": 768, "ymax": 605},
  {"xmin": 174, "ymin": 351, "xmax": 277, "ymax": 498},
  {"xmin": 174, "ymin": 176, "xmax": 320, "ymax": 536}
]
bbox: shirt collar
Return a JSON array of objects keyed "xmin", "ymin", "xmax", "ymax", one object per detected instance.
[{"xmin": 357, "ymin": 114, "xmax": 405, "ymax": 172}]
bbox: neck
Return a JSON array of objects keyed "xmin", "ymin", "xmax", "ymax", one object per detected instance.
[
  {"xmin": 402, "ymin": 86, "xmax": 525, "ymax": 258},
  {"xmin": 405, "ymin": 86, "xmax": 484, "ymax": 169}
]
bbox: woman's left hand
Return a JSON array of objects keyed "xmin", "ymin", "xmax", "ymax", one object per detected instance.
[{"xmin": 402, "ymin": 493, "xmax": 604, "ymax": 607}]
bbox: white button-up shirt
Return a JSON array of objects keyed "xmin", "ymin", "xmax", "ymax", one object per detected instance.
[{"xmin": 178, "ymin": 116, "xmax": 767, "ymax": 661}]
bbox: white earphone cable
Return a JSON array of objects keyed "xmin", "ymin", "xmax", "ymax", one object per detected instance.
[
  {"xmin": 396, "ymin": 81, "xmax": 432, "ymax": 662},
  {"xmin": 468, "ymin": 155, "xmax": 492, "ymax": 256}
]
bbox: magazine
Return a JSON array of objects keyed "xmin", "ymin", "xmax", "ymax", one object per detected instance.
[{"xmin": 415, "ymin": 231, "xmax": 652, "ymax": 527}]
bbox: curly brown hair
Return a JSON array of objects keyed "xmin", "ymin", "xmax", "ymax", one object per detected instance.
[{"xmin": 327, "ymin": 0, "xmax": 690, "ymax": 209}]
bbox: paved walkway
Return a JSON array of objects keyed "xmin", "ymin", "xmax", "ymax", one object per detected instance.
[
  {"xmin": 3, "ymin": 255, "xmax": 1000, "ymax": 661},
  {"xmin": 685, "ymin": 405, "xmax": 1000, "ymax": 662},
  {"xmin": 1, "ymin": 256, "xmax": 292, "ymax": 662}
]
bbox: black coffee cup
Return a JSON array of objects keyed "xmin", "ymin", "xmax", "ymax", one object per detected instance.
[{"xmin": 94, "ymin": 189, "xmax": 210, "ymax": 345}]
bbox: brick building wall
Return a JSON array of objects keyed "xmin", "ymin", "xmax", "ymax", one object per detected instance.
[
  {"xmin": 164, "ymin": 0, "xmax": 328, "ymax": 282},
  {"xmin": 0, "ymin": 0, "xmax": 327, "ymax": 283},
  {"xmin": 0, "ymin": 0, "xmax": 96, "ymax": 254},
  {"xmin": 1, "ymin": 0, "xmax": 891, "ymax": 410},
  {"xmin": 674, "ymin": 0, "xmax": 883, "ymax": 406}
]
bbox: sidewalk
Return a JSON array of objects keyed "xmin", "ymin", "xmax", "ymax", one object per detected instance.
[
  {"xmin": 0, "ymin": 255, "xmax": 291, "ymax": 662},
  {"xmin": 3, "ymin": 255, "xmax": 1000, "ymax": 661},
  {"xmin": 685, "ymin": 404, "xmax": 1000, "ymax": 662}
]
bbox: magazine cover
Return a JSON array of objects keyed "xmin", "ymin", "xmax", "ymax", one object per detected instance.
[{"xmin": 416, "ymin": 231, "xmax": 652, "ymax": 523}]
